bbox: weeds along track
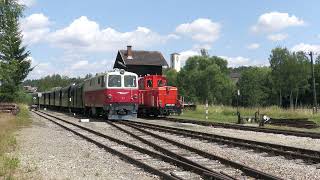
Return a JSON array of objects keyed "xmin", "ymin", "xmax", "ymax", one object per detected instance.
[
  {"xmin": 162, "ymin": 117, "xmax": 320, "ymax": 139},
  {"xmin": 35, "ymin": 110, "xmax": 281, "ymax": 180},
  {"xmin": 126, "ymin": 119, "xmax": 320, "ymax": 164}
]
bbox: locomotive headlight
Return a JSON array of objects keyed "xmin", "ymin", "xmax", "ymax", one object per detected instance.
[{"xmin": 107, "ymin": 94, "xmax": 112, "ymax": 99}]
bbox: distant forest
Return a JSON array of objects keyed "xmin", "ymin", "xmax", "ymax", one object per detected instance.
[{"xmin": 23, "ymin": 47, "xmax": 320, "ymax": 108}]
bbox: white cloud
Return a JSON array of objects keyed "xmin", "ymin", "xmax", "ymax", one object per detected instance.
[
  {"xmin": 267, "ymin": 33, "xmax": 288, "ymax": 41},
  {"xmin": 291, "ymin": 43, "xmax": 320, "ymax": 53},
  {"xmin": 251, "ymin": 12, "xmax": 304, "ymax": 33},
  {"xmin": 18, "ymin": 0, "xmax": 36, "ymax": 7},
  {"xmin": 178, "ymin": 50, "xmax": 200, "ymax": 66},
  {"xmin": 71, "ymin": 60, "xmax": 89, "ymax": 70},
  {"xmin": 192, "ymin": 44, "xmax": 212, "ymax": 50},
  {"xmin": 176, "ymin": 18, "xmax": 221, "ymax": 42},
  {"xmin": 27, "ymin": 57, "xmax": 56, "ymax": 79},
  {"xmin": 67, "ymin": 59, "xmax": 112, "ymax": 76},
  {"xmin": 220, "ymin": 56, "xmax": 250, "ymax": 67},
  {"xmin": 220, "ymin": 56, "xmax": 267, "ymax": 67},
  {"xmin": 247, "ymin": 43, "xmax": 260, "ymax": 50},
  {"xmin": 48, "ymin": 16, "xmax": 175, "ymax": 52},
  {"xmin": 27, "ymin": 56, "xmax": 114, "ymax": 79},
  {"xmin": 21, "ymin": 13, "xmax": 50, "ymax": 44}
]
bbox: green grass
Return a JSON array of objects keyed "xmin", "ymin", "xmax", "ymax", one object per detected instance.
[
  {"xmin": 178, "ymin": 105, "xmax": 320, "ymax": 126},
  {"xmin": 0, "ymin": 104, "xmax": 31, "ymax": 179}
]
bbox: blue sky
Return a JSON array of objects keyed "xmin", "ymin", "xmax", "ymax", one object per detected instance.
[{"xmin": 18, "ymin": 0, "xmax": 320, "ymax": 79}]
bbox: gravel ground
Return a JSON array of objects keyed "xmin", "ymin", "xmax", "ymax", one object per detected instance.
[
  {"xmin": 134, "ymin": 118, "xmax": 320, "ymax": 151},
  {"xmin": 46, "ymin": 111, "xmax": 202, "ymax": 179},
  {"xmin": 139, "ymin": 126, "xmax": 320, "ymax": 179},
  {"xmin": 43, "ymin": 111, "xmax": 320, "ymax": 179},
  {"xmin": 15, "ymin": 112, "xmax": 158, "ymax": 180}
]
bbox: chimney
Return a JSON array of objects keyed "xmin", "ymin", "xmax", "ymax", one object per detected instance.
[{"xmin": 127, "ymin": 45, "xmax": 133, "ymax": 60}]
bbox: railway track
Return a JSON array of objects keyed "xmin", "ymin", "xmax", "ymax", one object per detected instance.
[
  {"xmin": 125, "ymin": 119, "xmax": 320, "ymax": 164},
  {"xmin": 33, "ymin": 111, "xmax": 236, "ymax": 179},
  {"xmin": 36, "ymin": 110, "xmax": 281, "ymax": 179},
  {"xmin": 162, "ymin": 117, "xmax": 320, "ymax": 139},
  {"xmin": 108, "ymin": 121, "xmax": 281, "ymax": 180}
]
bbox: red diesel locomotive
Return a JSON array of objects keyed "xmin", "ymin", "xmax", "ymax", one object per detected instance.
[
  {"xmin": 83, "ymin": 69, "xmax": 139, "ymax": 119},
  {"xmin": 138, "ymin": 75, "xmax": 181, "ymax": 117}
]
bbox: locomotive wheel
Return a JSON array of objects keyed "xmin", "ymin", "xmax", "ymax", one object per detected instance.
[{"xmin": 153, "ymin": 110, "xmax": 159, "ymax": 117}]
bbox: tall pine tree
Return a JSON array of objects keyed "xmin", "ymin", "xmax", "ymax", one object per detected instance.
[{"xmin": 0, "ymin": 0, "xmax": 32, "ymax": 102}]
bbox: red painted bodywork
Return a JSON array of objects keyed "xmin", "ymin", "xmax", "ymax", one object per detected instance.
[
  {"xmin": 138, "ymin": 75, "xmax": 180, "ymax": 109},
  {"xmin": 84, "ymin": 88, "xmax": 139, "ymax": 107}
]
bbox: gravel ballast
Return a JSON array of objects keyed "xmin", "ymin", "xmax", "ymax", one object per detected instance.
[
  {"xmin": 134, "ymin": 118, "xmax": 320, "ymax": 151},
  {"xmin": 15, "ymin": 112, "xmax": 158, "ymax": 180},
  {"xmin": 39, "ymin": 111, "xmax": 320, "ymax": 179},
  {"xmin": 139, "ymin": 124, "xmax": 320, "ymax": 179}
]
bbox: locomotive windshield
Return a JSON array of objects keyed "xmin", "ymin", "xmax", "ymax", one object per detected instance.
[
  {"xmin": 124, "ymin": 75, "xmax": 137, "ymax": 87},
  {"xmin": 108, "ymin": 75, "xmax": 121, "ymax": 87}
]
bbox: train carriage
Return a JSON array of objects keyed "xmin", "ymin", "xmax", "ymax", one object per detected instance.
[
  {"xmin": 33, "ymin": 69, "xmax": 139, "ymax": 120},
  {"xmin": 39, "ymin": 92, "xmax": 45, "ymax": 106},
  {"xmin": 61, "ymin": 86, "xmax": 72, "ymax": 108},
  {"xmin": 70, "ymin": 83, "xmax": 84, "ymax": 111},
  {"xmin": 44, "ymin": 92, "xmax": 50, "ymax": 107},
  {"xmin": 49, "ymin": 91, "xmax": 55, "ymax": 107},
  {"xmin": 53, "ymin": 87, "xmax": 62, "ymax": 107}
]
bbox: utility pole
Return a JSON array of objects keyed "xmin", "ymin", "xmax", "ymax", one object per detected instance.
[{"xmin": 309, "ymin": 52, "xmax": 318, "ymax": 114}]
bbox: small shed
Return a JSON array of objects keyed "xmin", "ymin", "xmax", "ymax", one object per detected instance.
[{"xmin": 113, "ymin": 46, "xmax": 168, "ymax": 76}]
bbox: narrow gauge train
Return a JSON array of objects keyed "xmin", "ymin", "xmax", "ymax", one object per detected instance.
[
  {"xmin": 138, "ymin": 75, "xmax": 181, "ymax": 117},
  {"xmin": 36, "ymin": 69, "xmax": 139, "ymax": 120}
]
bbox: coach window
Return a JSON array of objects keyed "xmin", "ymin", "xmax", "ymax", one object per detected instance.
[
  {"xmin": 147, "ymin": 79, "xmax": 153, "ymax": 87},
  {"xmin": 101, "ymin": 76, "xmax": 105, "ymax": 87},
  {"xmin": 124, "ymin": 75, "xmax": 137, "ymax": 87},
  {"xmin": 158, "ymin": 80, "xmax": 164, "ymax": 87},
  {"xmin": 108, "ymin": 75, "xmax": 121, "ymax": 87}
]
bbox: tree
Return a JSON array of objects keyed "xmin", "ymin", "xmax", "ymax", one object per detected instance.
[
  {"xmin": 177, "ymin": 55, "xmax": 235, "ymax": 104},
  {"xmin": 23, "ymin": 74, "xmax": 83, "ymax": 92},
  {"xmin": 0, "ymin": 0, "xmax": 32, "ymax": 102},
  {"xmin": 237, "ymin": 67, "xmax": 271, "ymax": 107},
  {"xmin": 163, "ymin": 68, "xmax": 177, "ymax": 86},
  {"xmin": 269, "ymin": 47, "xmax": 310, "ymax": 108}
]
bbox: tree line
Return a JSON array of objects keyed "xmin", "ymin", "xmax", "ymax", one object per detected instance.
[
  {"xmin": 165, "ymin": 47, "xmax": 320, "ymax": 108},
  {"xmin": 22, "ymin": 74, "xmax": 93, "ymax": 92}
]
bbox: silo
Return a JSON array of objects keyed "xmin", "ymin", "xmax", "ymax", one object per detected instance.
[{"xmin": 170, "ymin": 53, "xmax": 181, "ymax": 72}]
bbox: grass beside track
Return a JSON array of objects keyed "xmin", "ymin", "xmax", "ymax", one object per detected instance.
[
  {"xmin": 177, "ymin": 105, "xmax": 320, "ymax": 132},
  {"xmin": 0, "ymin": 105, "xmax": 31, "ymax": 179}
]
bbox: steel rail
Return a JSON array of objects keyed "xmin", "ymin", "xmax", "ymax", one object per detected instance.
[
  {"xmin": 35, "ymin": 111, "xmax": 231, "ymax": 180},
  {"xmin": 162, "ymin": 117, "xmax": 320, "ymax": 139},
  {"xmin": 106, "ymin": 121, "xmax": 235, "ymax": 180},
  {"xmin": 125, "ymin": 120, "xmax": 320, "ymax": 164},
  {"xmin": 112, "ymin": 121, "xmax": 282, "ymax": 180}
]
